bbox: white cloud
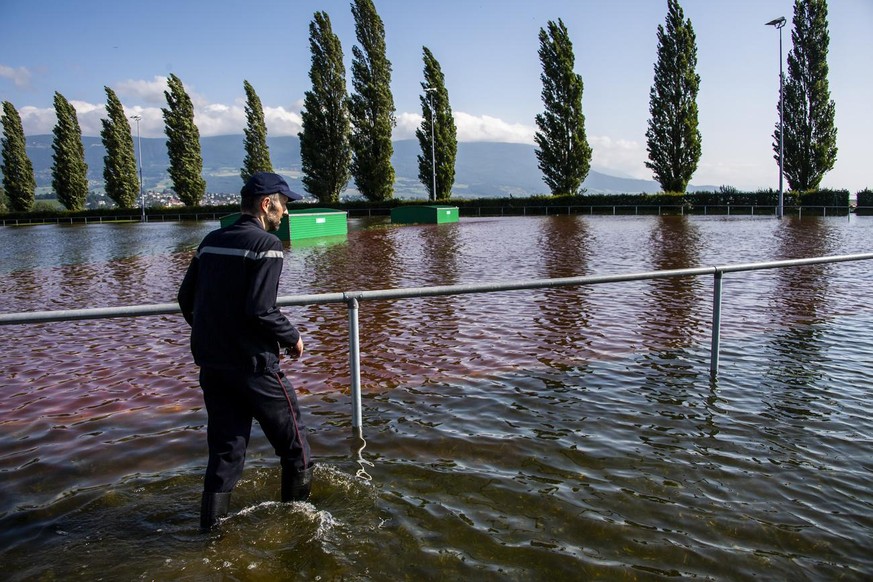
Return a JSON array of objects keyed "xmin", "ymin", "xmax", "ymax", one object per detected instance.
[
  {"xmin": 454, "ymin": 112, "xmax": 535, "ymax": 144},
  {"xmin": 0, "ymin": 64, "xmax": 32, "ymax": 88},
  {"xmin": 122, "ymin": 105, "xmax": 164, "ymax": 138},
  {"xmin": 18, "ymin": 105, "xmax": 56, "ymax": 134},
  {"xmin": 18, "ymin": 100, "xmax": 109, "ymax": 137},
  {"xmin": 392, "ymin": 110, "xmax": 537, "ymax": 144},
  {"xmin": 589, "ymin": 135, "xmax": 648, "ymax": 180},
  {"xmin": 68, "ymin": 100, "xmax": 107, "ymax": 136},
  {"xmin": 264, "ymin": 106, "xmax": 303, "ymax": 137},
  {"xmin": 395, "ymin": 113, "xmax": 654, "ymax": 182},
  {"xmin": 114, "ymin": 76, "xmax": 169, "ymax": 105},
  {"xmin": 393, "ymin": 112, "xmax": 422, "ymax": 140},
  {"xmin": 117, "ymin": 101, "xmax": 303, "ymax": 138},
  {"xmin": 194, "ymin": 103, "xmax": 244, "ymax": 136},
  {"xmin": 390, "ymin": 113, "xmax": 656, "ymax": 182}
]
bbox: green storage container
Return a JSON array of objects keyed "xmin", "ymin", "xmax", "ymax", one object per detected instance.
[
  {"xmin": 391, "ymin": 205, "xmax": 459, "ymax": 225},
  {"xmin": 219, "ymin": 212, "xmax": 240, "ymax": 229},
  {"xmin": 219, "ymin": 208, "xmax": 347, "ymax": 242},
  {"xmin": 287, "ymin": 208, "xmax": 348, "ymax": 240}
]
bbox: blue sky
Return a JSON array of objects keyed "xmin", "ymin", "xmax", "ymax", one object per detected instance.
[{"xmin": 1, "ymin": 0, "xmax": 870, "ymax": 192}]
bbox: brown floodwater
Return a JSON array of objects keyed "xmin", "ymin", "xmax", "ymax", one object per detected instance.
[{"xmin": 1, "ymin": 215, "xmax": 872, "ymax": 580}]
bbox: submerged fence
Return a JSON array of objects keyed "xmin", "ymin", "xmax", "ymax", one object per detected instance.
[
  {"xmin": 2, "ymin": 253, "xmax": 872, "ymax": 430},
  {"xmin": 0, "ymin": 204, "xmax": 855, "ymax": 226}
]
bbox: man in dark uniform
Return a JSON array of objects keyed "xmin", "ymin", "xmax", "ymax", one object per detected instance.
[{"xmin": 178, "ymin": 172, "xmax": 314, "ymax": 531}]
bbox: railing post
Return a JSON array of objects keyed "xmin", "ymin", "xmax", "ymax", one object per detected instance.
[
  {"xmin": 347, "ymin": 296, "xmax": 363, "ymax": 431},
  {"xmin": 710, "ymin": 269, "xmax": 724, "ymax": 378}
]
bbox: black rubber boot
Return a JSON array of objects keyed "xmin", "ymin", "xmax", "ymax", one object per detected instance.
[
  {"xmin": 199, "ymin": 491, "xmax": 232, "ymax": 532},
  {"xmin": 281, "ymin": 464, "xmax": 314, "ymax": 502}
]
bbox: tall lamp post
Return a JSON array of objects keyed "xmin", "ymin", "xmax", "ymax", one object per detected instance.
[
  {"xmin": 425, "ymin": 87, "xmax": 437, "ymax": 201},
  {"xmin": 766, "ymin": 16, "xmax": 786, "ymax": 219},
  {"xmin": 130, "ymin": 114, "xmax": 145, "ymax": 222}
]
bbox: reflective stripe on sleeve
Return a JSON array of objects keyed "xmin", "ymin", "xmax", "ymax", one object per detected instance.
[{"xmin": 196, "ymin": 246, "xmax": 284, "ymax": 260}]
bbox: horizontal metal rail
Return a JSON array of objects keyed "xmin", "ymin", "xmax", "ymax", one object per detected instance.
[
  {"xmin": 3, "ymin": 253, "xmax": 873, "ymax": 431},
  {"xmin": 1, "ymin": 204, "xmax": 857, "ymax": 225},
  {"xmin": 463, "ymin": 204, "xmax": 852, "ymax": 218}
]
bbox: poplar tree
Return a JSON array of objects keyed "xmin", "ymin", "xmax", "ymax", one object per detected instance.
[
  {"xmin": 100, "ymin": 87, "xmax": 139, "ymax": 208},
  {"xmin": 349, "ymin": 0, "xmax": 395, "ymax": 201},
  {"xmin": 416, "ymin": 47, "xmax": 457, "ymax": 201},
  {"xmin": 300, "ymin": 11, "xmax": 351, "ymax": 203},
  {"xmin": 1, "ymin": 101, "xmax": 36, "ymax": 212},
  {"xmin": 162, "ymin": 74, "xmax": 205, "ymax": 206},
  {"xmin": 241, "ymin": 80, "xmax": 273, "ymax": 183},
  {"xmin": 534, "ymin": 19, "xmax": 591, "ymax": 196},
  {"xmin": 645, "ymin": 0, "xmax": 701, "ymax": 194},
  {"xmin": 51, "ymin": 92, "xmax": 89, "ymax": 211},
  {"xmin": 777, "ymin": 0, "xmax": 837, "ymax": 191}
]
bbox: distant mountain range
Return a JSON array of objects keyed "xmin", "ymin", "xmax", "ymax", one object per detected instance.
[{"xmin": 22, "ymin": 134, "xmax": 716, "ymax": 199}]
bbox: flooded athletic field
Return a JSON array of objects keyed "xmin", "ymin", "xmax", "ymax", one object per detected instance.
[{"xmin": 1, "ymin": 214, "xmax": 871, "ymax": 579}]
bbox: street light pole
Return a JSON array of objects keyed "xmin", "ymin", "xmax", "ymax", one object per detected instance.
[
  {"xmin": 130, "ymin": 114, "xmax": 145, "ymax": 222},
  {"xmin": 425, "ymin": 87, "xmax": 437, "ymax": 201},
  {"xmin": 766, "ymin": 16, "xmax": 786, "ymax": 219}
]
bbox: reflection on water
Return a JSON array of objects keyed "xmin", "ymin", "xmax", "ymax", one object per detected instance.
[
  {"xmin": 413, "ymin": 224, "xmax": 465, "ymax": 377},
  {"xmin": 1, "ymin": 216, "xmax": 873, "ymax": 579},
  {"xmin": 764, "ymin": 217, "xmax": 839, "ymax": 423},
  {"xmin": 533, "ymin": 215, "xmax": 592, "ymax": 371},
  {"xmin": 634, "ymin": 217, "xmax": 718, "ymax": 461},
  {"xmin": 643, "ymin": 215, "xmax": 704, "ymax": 351}
]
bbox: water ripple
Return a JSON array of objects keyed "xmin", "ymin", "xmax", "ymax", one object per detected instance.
[{"xmin": 2, "ymin": 216, "xmax": 873, "ymax": 579}]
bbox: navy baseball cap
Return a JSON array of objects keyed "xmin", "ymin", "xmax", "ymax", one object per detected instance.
[{"xmin": 241, "ymin": 172, "xmax": 302, "ymax": 201}]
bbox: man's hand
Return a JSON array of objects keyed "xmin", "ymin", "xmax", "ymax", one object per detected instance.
[{"xmin": 285, "ymin": 337, "xmax": 304, "ymax": 359}]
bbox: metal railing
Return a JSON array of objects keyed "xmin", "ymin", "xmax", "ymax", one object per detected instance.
[
  {"xmin": 2, "ymin": 253, "xmax": 872, "ymax": 431},
  {"xmin": 458, "ymin": 204, "xmax": 852, "ymax": 218},
  {"xmin": 2, "ymin": 205, "xmax": 857, "ymax": 225},
  {"xmin": 0, "ymin": 212, "xmax": 228, "ymax": 226}
]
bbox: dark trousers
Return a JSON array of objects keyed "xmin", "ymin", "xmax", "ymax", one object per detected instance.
[{"xmin": 200, "ymin": 366, "xmax": 311, "ymax": 493}]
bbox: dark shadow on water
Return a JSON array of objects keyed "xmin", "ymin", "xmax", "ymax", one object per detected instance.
[
  {"xmin": 640, "ymin": 215, "xmax": 705, "ymax": 355},
  {"xmin": 763, "ymin": 216, "xmax": 839, "ymax": 422},
  {"xmin": 637, "ymin": 217, "xmax": 707, "ymax": 379},
  {"xmin": 412, "ymin": 223, "xmax": 465, "ymax": 378},
  {"xmin": 532, "ymin": 215, "xmax": 592, "ymax": 374},
  {"xmin": 635, "ymin": 216, "xmax": 721, "ymax": 450}
]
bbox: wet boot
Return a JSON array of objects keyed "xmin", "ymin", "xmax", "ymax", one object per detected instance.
[
  {"xmin": 199, "ymin": 491, "xmax": 232, "ymax": 532},
  {"xmin": 281, "ymin": 464, "xmax": 314, "ymax": 502}
]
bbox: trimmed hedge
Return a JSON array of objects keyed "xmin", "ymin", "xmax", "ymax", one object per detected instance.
[{"xmin": 856, "ymin": 189, "xmax": 873, "ymax": 215}]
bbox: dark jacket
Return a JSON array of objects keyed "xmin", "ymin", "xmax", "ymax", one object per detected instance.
[{"xmin": 178, "ymin": 214, "xmax": 300, "ymax": 372}]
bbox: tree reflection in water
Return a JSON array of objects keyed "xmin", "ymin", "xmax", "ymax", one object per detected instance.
[
  {"xmin": 765, "ymin": 216, "xmax": 840, "ymax": 422},
  {"xmin": 532, "ymin": 215, "xmax": 593, "ymax": 373}
]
